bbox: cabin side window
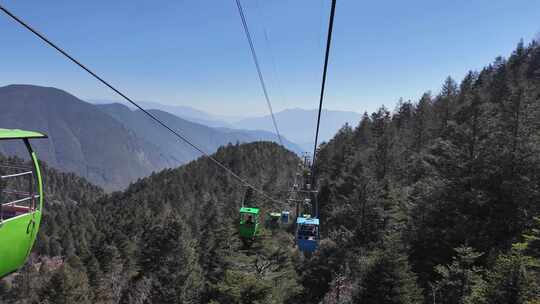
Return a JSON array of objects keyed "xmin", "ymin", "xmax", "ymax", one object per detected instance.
[
  {"xmin": 0, "ymin": 141, "xmax": 38, "ymax": 221},
  {"xmin": 241, "ymin": 213, "xmax": 256, "ymax": 224},
  {"xmin": 299, "ymin": 224, "xmax": 318, "ymax": 238}
]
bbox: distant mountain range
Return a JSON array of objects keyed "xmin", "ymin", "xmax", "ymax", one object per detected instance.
[
  {"xmin": 0, "ymin": 85, "xmax": 300, "ymax": 190},
  {"xmin": 96, "ymin": 103, "xmax": 302, "ymax": 163},
  {"xmin": 231, "ymin": 109, "xmax": 363, "ymax": 152},
  {"xmin": 0, "ymin": 85, "xmax": 171, "ymax": 191},
  {"xmin": 89, "ymin": 100, "xmax": 363, "ymax": 152},
  {"xmin": 89, "ymin": 99, "xmax": 241, "ymax": 128}
]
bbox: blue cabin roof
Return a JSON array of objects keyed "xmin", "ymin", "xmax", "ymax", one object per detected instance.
[{"xmin": 296, "ymin": 217, "xmax": 319, "ymax": 225}]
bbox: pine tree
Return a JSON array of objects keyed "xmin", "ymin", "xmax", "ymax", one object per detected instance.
[
  {"xmin": 40, "ymin": 263, "xmax": 92, "ymax": 304},
  {"xmin": 138, "ymin": 214, "xmax": 204, "ymax": 304},
  {"xmin": 94, "ymin": 244, "xmax": 124, "ymax": 304},
  {"xmin": 352, "ymin": 237, "xmax": 423, "ymax": 304},
  {"xmin": 215, "ymin": 270, "xmax": 272, "ymax": 304},
  {"xmin": 370, "ymin": 106, "xmax": 393, "ymax": 180},
  {"xmin": 435, "ymin": 76, "xmax": 459, "ymax": 133},
  {"xmin": 484, "ymin": 249, "xmax": 539, "ymax": 303},
  {"xmin": 7, "ymin": 262, "xmax": 41, "ymax": 303},
  {"xmin": 412, "ymin": 92, "xmax": 434, "ymax": 152},
  {"xmin": 484, "ymin": 218, "xmax": 540, "ymax": 303},
  {"xmin": 433, "ymin": 246, "xmax": 486, "ymax": 304}
]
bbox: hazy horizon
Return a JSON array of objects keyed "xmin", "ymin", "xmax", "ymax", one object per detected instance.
[{"xmin": 86, "ymin": 96, "xmax": 364, "ymax": 118}]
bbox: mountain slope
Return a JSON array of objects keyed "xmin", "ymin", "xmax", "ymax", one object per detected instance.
[
  {"xmin": 2, "ymin": 142, "xmax": 302, "ymax": 303},
  {"xmin": 91, "ymin": 99, "xmax": 360, "ymax": 153},
  {"xmin": 0, "ymin": 85, "xmax": 302, "ymax": 190},
  {"xmin": 90, "ymin": 99, "xmax": 238, "ymax": 127},
  {"xmin": 0, "ymin": 85, "xmax": 174, "ymax": 190},
  {"xmin": 232, "ymin": 108, "xmax": 362, "ymax": 151},
  {"xmin": 216, "ymin": 127, "xmax": 303, "ymax": 153},
  {"xmin": 136, "ymin": 100, "xmax": 241, "ymax": 127},
  {"xmin": 311, "ymin": 41, "xmax": 540, "ymax": 302},
  {"xmin": 96, "ymin": 103, "xmax": 303, "ymax": 158}
]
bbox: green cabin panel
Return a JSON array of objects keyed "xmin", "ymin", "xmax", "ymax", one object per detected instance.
[
  {"xmin": 239, "ymin": 207, "xmax": 260, "ymax": 238},
  {"xmin": 0, "ymin": 211, "xmax": 41, "ymax": 277}
]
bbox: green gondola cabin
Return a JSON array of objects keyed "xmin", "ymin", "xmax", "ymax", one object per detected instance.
[
  {"xmin": 0, "ymin": 129, "xmax": 47, "ymax": 278},
  {"xmin": 239, "ymin": 207, "xmax": 260, "ymax": 238},
  {"xmin": 265, "ymin": 212, "xmax": 281, "ymax": 229}
]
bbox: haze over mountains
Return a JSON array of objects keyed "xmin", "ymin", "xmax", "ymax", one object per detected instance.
[
  {"xmin": 89, "ymin": 99, "xmax": 240, "ymax": 128},
  {"xmin": 232, "ymin": 109, "xmax": 363, "ymax": 151},
  {"xmin": 90, "ymin": 100, "xmax": 363, "ymax": 152},
  {"xmin": 0, "ymin": 85, "xmax": 301, "ymax": 190},
  {"xmin": 96, "ymin": 103, "xmax": 302, "ymax": 162},
  {"xmin": 0, "ymin": 84, "xmax": 359, "ymax": 190}
]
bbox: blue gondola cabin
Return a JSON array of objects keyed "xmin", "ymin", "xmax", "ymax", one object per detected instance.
[
  {"xmin": 281, "ymin": 211, "xmax": 290, "ymax": 224},
  {"xmin": 296, "ymin": 217, "xmax": 319, "ymax": 253}
]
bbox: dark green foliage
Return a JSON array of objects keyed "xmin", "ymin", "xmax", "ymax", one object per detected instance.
[
  {"xmin": 352, "ymin": 238, "xmax": 423, "ymax": 304},
  {"xmin": 313, "ymin": 40, "xmax": 540, "ymax": 303},
  {"xmin": 522, "ymin": 217, "xmax": 540, "ymax": 259},
  {"xmin": 1, "ymin": 142, "xmax": 302, "ymax": 303},
  {"xmin": 214, "ymin": 270, "xmax": 272, "ymax": 304},
  {"xmin": 432, "ymin": 246, "xmax": 486, "ymax": 304},
  {"xmin": 482, "ymin": 219, "xmax": 540, "ymax": 303},
  {"xmin": 483, "ymin": 250, "xmax": 539, "ymax": 304},
  {"xmin": 292, "ymin": 239, "xmax": 343, "ymax": 303},
  {"xmin": 40, "ymin": 262, "xmax": 91, "ymax": 304},
  {"xmin": 137, "ymin": 216, "xmax": 203, "ymax": 304}
]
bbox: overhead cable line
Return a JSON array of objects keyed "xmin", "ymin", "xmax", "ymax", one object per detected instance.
[
  {"xmin": 312, "ymin": 0, "xmax": 337, "ymax": 170},
  {"xmin": 254, "ymin": 0, "xmax": 287, "ymax": 117},
  {"xmin": 234, "ymin": 0, "xmax": 283, "ymax": 146},
  {"xmin": 0, "ymin": 4, "xmax": 282, "ymax": 204}
]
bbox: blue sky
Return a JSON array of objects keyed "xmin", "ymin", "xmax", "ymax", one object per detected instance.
[{"xmin": 1, "ymin": 0, "xmax": 539, "ymax": 116}]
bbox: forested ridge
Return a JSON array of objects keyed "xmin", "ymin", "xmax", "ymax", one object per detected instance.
[
  {"xmin": 313, "ymin": 39, "xmax": 540, "ymax": 303},
  {"xmin": 1, "ymin": 40, "xmax": 540, "ymax": 303},
  {"xmin": 1, "ymin": 142, "xmax": 303, "ymax": 303}
]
